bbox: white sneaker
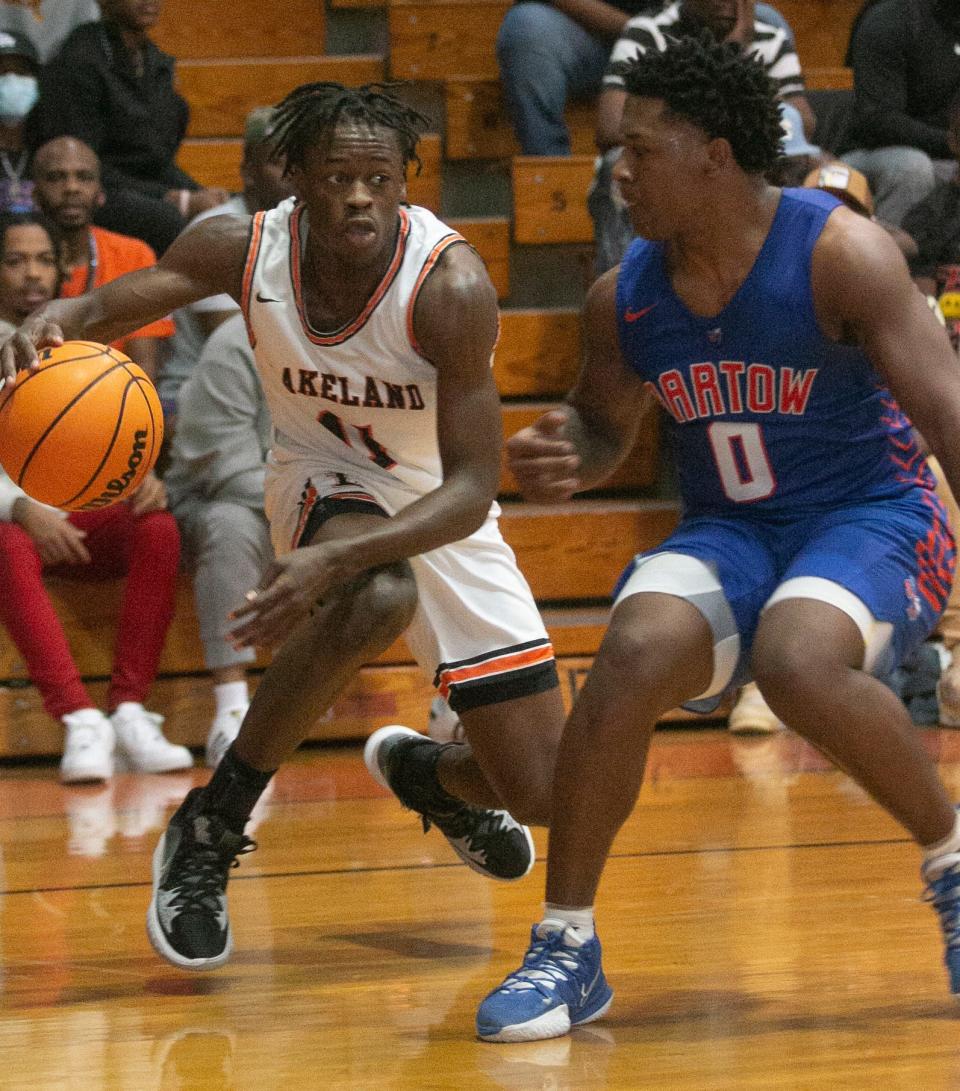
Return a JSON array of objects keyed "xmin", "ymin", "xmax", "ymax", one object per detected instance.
[
  {"xmin": 60, "ymin": 708, "xmax": 116, "ymax": 783},
  {"xmin": 727, "ymin": 683, "xmax": 785, "ymax": 735},
  {"xmin": 427, "ymin": 695, "xmax": 466, "ymax": 744},
  {"xmin": 205, "ymin": 705, "xmax": 247, "ymax": 769},
  {"xmin": 111, "ymin": 703, "xmax": 194, "ymax": 774}
]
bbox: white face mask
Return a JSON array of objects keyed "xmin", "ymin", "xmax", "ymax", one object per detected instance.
[{"xmin": 0, "ymin": 74, "xmax": 38, "ymax": 124}]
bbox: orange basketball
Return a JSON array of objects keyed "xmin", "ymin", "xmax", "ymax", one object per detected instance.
[{"xmin": 0, "ymin": 341, "xmax": 163, "ymax": 511}]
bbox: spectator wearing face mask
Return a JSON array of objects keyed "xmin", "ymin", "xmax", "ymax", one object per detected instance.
[{"xmin": 0, "ymin": 30, "xmax": 38, "ymax": 213}]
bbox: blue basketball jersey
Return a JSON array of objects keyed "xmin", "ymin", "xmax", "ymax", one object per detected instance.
[{"xmin": 616, "ymin": 187, "xmax": 935, "ymax": 517}]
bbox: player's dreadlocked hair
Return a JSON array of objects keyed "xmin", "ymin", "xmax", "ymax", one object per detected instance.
[
  {"xmin": 269, "ymin": 82, "xmax": 431, "ymax": 175},
  {"xmin": 611, "ymin": 32, "xmax": 784, "ymax": 175}
]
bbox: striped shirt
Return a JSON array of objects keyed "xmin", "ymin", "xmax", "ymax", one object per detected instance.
[{"xmin": 603, "ymin": 1, "xmax": 805, "ymax": 99}]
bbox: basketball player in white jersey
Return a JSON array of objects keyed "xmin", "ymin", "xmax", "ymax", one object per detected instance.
[{"xmin": 0, "ymin": 83, "xmax": 566, "ymax": 971}]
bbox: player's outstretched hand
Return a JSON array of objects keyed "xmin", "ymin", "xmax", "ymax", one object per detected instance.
[
  {"xmin": 228, "ymin": 544, "xmax": 347, "ymax": 649},
  {"xmin": 0, "ymin": 317, "xmax": 65, "ymax": 388},
  {"xmin": 506, "ymin": 408, "xmax": 582, "ymax": 502}
]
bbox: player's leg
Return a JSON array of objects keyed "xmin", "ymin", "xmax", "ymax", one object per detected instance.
[
  {"xmin": 751, "ymin": 496, "xmax": 960, "ymax": 993},
  {"xmin": 477, "ymin": 523, "xmax": 777, "ymax": 1042},
  {"xmin": 444, "ymin": 687, "xmax": 563, "ymax": 826},
  {"xmin": 476, "ymin": 589, "xmax": 712, "ymax": 1043},
  {"xmin": 753, "ymin": 596, "xmax": 955, "ymax": 843},
  {"xmin": 147, "ymin": 505, "xmax": 418, "ymax": 971},
  {"xmin": 365, "ymin": 517, "xmax": 562, "ymax": 879}
]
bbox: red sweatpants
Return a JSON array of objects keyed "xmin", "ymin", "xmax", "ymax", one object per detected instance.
[{"xmin": 0, "ymin": 504, "xmax": 180, "ymax": 719}]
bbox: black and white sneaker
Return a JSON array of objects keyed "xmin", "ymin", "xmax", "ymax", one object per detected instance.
[
  {"xmin": 364, "ymin": 725, "xmax": 535, "ymax": 881},
  {"xmin": 147, "ymin": 787, "xmax": 256, "ymax": 970}
]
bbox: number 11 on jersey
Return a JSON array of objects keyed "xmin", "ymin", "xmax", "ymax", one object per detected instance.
[{"xmin": 318, "ymin": 410, "xmax": 397, "ymax": 470}]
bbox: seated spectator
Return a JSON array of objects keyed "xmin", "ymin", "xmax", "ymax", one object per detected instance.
[
  {"xmin": 844, "ymin": 0, "xmax": 960, "ymax": 226},
  {"xmin": 31, "ymin": 135, "xmax": 174, "ymax": 379},
  {"xmin": 0, "ymin": 0, "xmax": 98, "ymax": 63},
  {"xmin": 902, "ymin": 91, "xmax": 960, "ymax": 298},
  {"xmin": 0, "ymin": 210, "xmax": 191, "ymax": 783},
  {"xmin": 158, "ymin": 107, "xmax": 294, "ymax": 426},
  {"xmin": 590, "ymin": 3, "xmax": 813, "ymax": 273},
  {"xmin": 163, "ymin": 315, "xmax": 274, "ymax": 768},
  {"xmin": 35, "ymin": 0, "xmax": 228, "ymax": 255},
  {"xmin": 497, "ymin": 0, "xmax": 656, "ymax": 157},
  {"xmin": 497, "ymin": 0, "xmax": 794, "ymax": 156},
  {"xmin": 0, "ymin": 30, "xmax": 38, "ymax": 213}
]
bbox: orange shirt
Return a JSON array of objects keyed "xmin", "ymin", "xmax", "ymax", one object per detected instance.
[{"xmin": 59, "ymin": 225, "xmax": 174, "ymax": 355}]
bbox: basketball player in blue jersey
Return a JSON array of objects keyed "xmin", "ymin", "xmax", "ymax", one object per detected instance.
[
  {"xmin": 0, "ymin": 84, "xmax": 566, "ymax": 972},
  {"xmin": 477, "ymin": 35, "xmax": 960, "ymax": 1043}
]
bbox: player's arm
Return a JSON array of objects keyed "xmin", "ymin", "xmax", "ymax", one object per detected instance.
[
  {"xmin": 0, "ymin": 214, "xmax": 251, "ymax": 384},
  {"xmin": 813, "ymin": 209, "xmax": 960, "ymax": 500},
  {"xmin": 507, "ymin": 267, "xmax": 650, "ymax": 501},
  {"xmin": 355, "ymin": 242, "xmax": 502, "ymax": 553}
]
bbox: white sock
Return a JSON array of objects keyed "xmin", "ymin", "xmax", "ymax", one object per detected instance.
[
  {"xmin": 214, "ymin": 681, "xmax": 249, "ymax": 715},
  {"xmin": 112, "ymin": 701, "xmax": 144, "ymax": 720},
  {"xmin": 542, "ymin": 903, "xmax": 595, "ymax": 944},
  {"xmin": 922, "ymin": 811, "xmax": 960, "ymax": 877}
]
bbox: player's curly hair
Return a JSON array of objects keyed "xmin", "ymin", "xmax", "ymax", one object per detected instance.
[
  {"xmin": 611, "ymin": 31, "xmax": 784, "ymax": 175},
  {"xmin": 269, "ymin": 82, "xmax": 431, "ymax": 176}
]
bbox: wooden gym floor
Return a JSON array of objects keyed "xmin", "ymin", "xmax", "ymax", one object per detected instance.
[{"xmin": 2, "ymin": 727, "xmax": 960, "ymax": 1090}]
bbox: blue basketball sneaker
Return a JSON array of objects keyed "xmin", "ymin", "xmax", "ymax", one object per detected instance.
[
  {"xmin": 922, "ymin": 854, "xmax": 960, "ymax": 996},
  {"xmin": 476, "ymin": 923, "xmax": 613, "ymax": 1042}
]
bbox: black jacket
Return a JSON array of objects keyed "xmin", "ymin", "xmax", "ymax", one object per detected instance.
[
  {"xmin": 903, "ymin": 179, "xmax": 960, "ymax": 279},
  {"xmin": 849, "ymin": 0, "xmax": 960, "ymax": 156},
  {"xmin": 35, "ymin": 20, "xmax": 196, "ymax": 198}
]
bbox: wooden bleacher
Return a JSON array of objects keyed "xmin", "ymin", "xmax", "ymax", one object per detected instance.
[
  {"xmin": 445, "ymin": 80, "xmax": 595, "ymax": 160},
  {"xmin": 387, "ymin": 0, "xmax": 508, "ymax": 81},
  {"xmin": 0, "ymin": 0, "xmax": 871, "ymax": 758},
  {"xmin": 511, "ymin": 156, "xmax": 596, "ymax": 245}
]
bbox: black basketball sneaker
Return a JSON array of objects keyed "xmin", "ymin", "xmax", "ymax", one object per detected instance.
[
  {"xmin": 147, "ymin": 788, "xmax": 256, "ymax": 970},
  {"xmin": 364, "ymin": 725, "xmax": 535, "ymax": 881}
]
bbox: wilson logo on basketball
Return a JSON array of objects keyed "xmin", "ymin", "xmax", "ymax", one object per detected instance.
[{"xmin": 79, "ymin": 430, "xmax": 149, "ymax": 509}]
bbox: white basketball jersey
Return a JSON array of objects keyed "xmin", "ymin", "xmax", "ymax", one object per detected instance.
[{"xmin": 241, "ymin": 198, "xmax": 465, "ymax": 496}]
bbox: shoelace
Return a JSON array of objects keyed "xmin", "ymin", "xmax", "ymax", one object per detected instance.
[
  {"xmin": 168, "ymin": 827, "xmax": 256, "ymax": 915},
  {"xmin": 497, "ymin": 931, "xmax": 581, "ymax": 997},
  {"xmin": 120, "ymin": 711, "xmax": 167, "ymax": 747},
  {"xmin": 924, "ymin": 863, "xmax": 960, "ymax": 948},
  {"xmin": 426, "ymin": 807, "xmax": 514, "ymax": 857}
]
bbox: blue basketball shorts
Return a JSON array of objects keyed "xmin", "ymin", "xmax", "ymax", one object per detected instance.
[{"xmin": 614, "ymin": 490, "xmax": 955, "ymax": 707}]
